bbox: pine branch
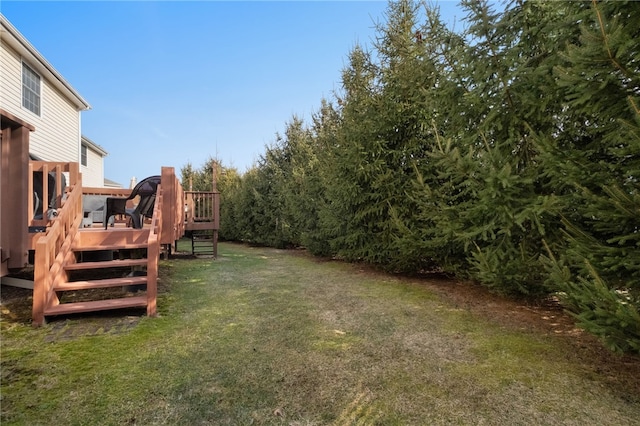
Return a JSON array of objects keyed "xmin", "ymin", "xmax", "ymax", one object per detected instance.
[{"xmin": 592, "ymin": 0, "xmax": 632, "ymax": 79}]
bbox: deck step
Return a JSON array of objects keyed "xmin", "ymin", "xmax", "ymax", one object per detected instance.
[
  {"xmin": 54, "ymin": 276, "xmax": 147, "ymax": 291},
  {"xmin": 73, "ymin": 243, "xmax": 148, "ymax": 252},
  {"xmin": 73, "ymin": 228, "xmax": 150, "ymax": 251},
  {"xmin": 64, "ymin": 259, "xmax": 148, "ymax": 271},
  {"xmin": 44, "ymin": 296, "xmax": 148, "ymax": 316}
]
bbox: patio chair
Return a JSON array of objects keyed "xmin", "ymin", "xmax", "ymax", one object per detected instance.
[{"xmin": 104, "ymin": 175, "xmax": 161, "ymax": 229}]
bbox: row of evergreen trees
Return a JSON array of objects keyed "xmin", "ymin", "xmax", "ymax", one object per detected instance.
[{"xmin": 183, "ymin": 0, "xmax": 640, "ymax": 353}]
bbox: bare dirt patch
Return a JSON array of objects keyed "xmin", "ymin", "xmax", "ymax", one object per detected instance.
[{"xmin": 1, "ymin": 285, "xmax": 33, "ymax": 323}]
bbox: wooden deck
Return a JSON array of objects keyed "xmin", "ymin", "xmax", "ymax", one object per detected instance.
[
  {"xmin": 24, "ymin": 165, "xmax": 218, "ymax": 326},
  {"xmin": 2, "ymin": 109, "xmax": 220, "ymax": 324}
]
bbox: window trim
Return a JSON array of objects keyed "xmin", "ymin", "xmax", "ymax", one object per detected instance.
[{"xmin": 22, "ymin": 61, "xmax": 41, "ymax": 116}]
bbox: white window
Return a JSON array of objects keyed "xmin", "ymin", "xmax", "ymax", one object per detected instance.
[
  {"xmin": 81, "ymin": 144, "xmax": 87, "ymax": 166},
  {"xmin": 22, "ymin": 62, "xmax": 41, "ymax": 116}
]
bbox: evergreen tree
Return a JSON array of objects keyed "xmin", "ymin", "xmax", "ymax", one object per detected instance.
[
  {"xmin": 279, "ymin": 116, "xmax": 315, "ymax": 248},
  {"xmin": 180, "ymin": 0, "xmax": 640, "ymax": 353},
  {"xmin": 539, "ymin": 0, "xmax": 640, "ymax": 352},
  {"xmin": 300, "ymin": 100, "xmax": 340, "ymax": 256},
  {"xmin": 250, "ymin": 138, "xmax": 293, "ymax": 248},
  {"xmin": 372, "ymin": 0, "xmax": 445, "ymax": 272},
  {"xmin": 326, "ymin": 44, "xmax": 382, "ymax": 262},
  {"xmin": 420, "ymin": 0, "xmax": 568, "ymax": 295},
  {"xmin": 388, "ymin": 0, "xmax": 473, "ymax": 275}
]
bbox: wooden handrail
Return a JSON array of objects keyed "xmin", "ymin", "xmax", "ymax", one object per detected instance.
[
  {"xmin": 160, "ymin": 167, "xmax": 186, "ymax": 246},
  {"xmin": 184, "ymin": 191, "xmax": 219, "ymax": 225},
  {"xmin": 32, "ymin": 173, "xmax": 83, "ymax": 325},
  {"xmin": 146, "ymin": 184, "xmax": 162, "ymax": 318},
  {"xmin": 82, "ymin": 187, "xmax": 131, "ymax": 197},
  {"xmin": 175, "ymin": 179, "xmax": 185, "ymax": 240}
]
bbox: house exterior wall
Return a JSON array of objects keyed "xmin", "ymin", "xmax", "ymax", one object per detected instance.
[
  {"xmin": 81, "ymin": 145, "xmax": 105, "ymax": 187},
  {"xmin": 0, "ymin": 40, "xmax": 80, "ymax": 163},
  {"xmin": 0, "ymin": 43, "xmax": 22, "ymax": 113},
  {"xmin": 1, "ymin": 112, "xmax": 34, "ymax": 275}
]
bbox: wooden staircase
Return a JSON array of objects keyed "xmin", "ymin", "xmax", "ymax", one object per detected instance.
[
  {"xmin": 190, "ymin": 230, "xmax": 215, "ymax": 256},
  {"xmin": 28, "ymin": 165, "xmax": 211, "ymax": 326},
  {"xmin": 32, "ymin": 171, "xmax": 162, "ymax": 326},
  {"xmin": 41, "ymin": 228, "xmax": 152, "ymax": 317}
]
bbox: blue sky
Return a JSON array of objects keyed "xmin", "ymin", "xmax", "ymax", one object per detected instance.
[{"xmin": 2, "ymin": 1, "xmax": 463, "ymax": 187}]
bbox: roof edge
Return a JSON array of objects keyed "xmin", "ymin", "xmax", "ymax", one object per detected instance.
[
  {"xmin": 81, "ymin": 135, "xmax": 108, "ymax": 156},
  {"xmin": 0, "ymin": 14, "xmax": 91, "ymax": 111}
]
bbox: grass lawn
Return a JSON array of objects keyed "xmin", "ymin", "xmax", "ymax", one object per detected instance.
[{"xmin": 2, "ymin": 241, "xmax": 639, "ymax": 425}]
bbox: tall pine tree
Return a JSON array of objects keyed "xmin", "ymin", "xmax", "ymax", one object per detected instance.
[{"xmin": 539, "ymin": 0, "xmax": 640, "ymax": 352}]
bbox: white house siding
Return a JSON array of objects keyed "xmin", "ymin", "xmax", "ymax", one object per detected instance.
[
  {"xmin": 81, "ymin": 146, "xmax": 105, "ymax": 187},
  {"xmin": 0, "ymin": 42, "xmax": 25, "ymax": 118},
  {"xmin": 29, "ymin": 83, "xmax": 80, "ymax": 162},
  {"xmin": 0, "ymin": 30, "xmax": 81, "ymax": 163}
]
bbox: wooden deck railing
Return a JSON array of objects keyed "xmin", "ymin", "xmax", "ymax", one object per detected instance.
[
  {"xmin": 160, "ymin": 167, "xmax": 184, "ymax": 247},
  {"xmin": 184, "ymin": 191, "xmax": 220, "ymax": 229},
  {"xmin": 32, "ymin": 172, "xmax": 84, "ymax": 325},
  {"xmin": 82, "ymin": 187, "xmax": 132, "ymax": 197},
  {"xmin": 28, "ymin": 161, "xmax": 80, "ymax": 230},
  {"xmin": 146, "ymin": 184, "xmax": 162, "ymax": 318}
]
